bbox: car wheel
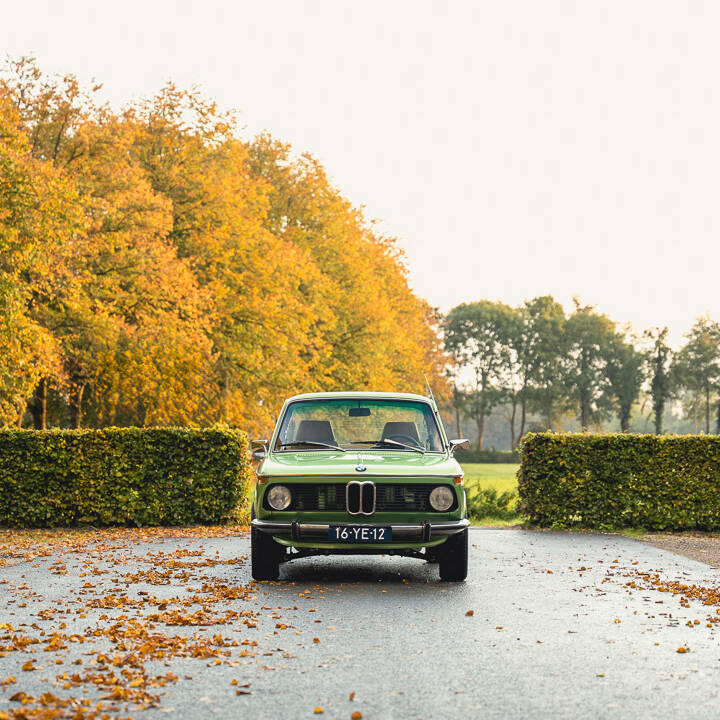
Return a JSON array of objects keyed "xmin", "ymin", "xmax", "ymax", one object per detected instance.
[
  {"xmin": 251, "ymin": 526, "xmax": 283, "ymax": 581},
  {"xmin": 438, "ymin": 529, "xmax": 468, "ymax": 581}
]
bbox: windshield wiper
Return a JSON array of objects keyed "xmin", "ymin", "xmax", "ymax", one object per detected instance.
[
  {"xmin": 280, "ymin": 441, "xmax": 347, "ymax": 452},
  {"xmin": 351, "ymin": 439, "xmax": 425, "ymax": 454}
]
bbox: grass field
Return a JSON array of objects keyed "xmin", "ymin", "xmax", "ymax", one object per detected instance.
[
  {"xmin": 460, "ymin": 463, "xmax": 520, "ymax": 494},
  {"xmin": 460, "ymin": 463, "xmax": 521, "ymax": 525}
]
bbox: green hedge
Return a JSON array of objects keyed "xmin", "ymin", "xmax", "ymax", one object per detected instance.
[
  {"xmin": 0, "ymin": 428, "xmax": 251, "ymax": 527},
  {"xmin": 519, "ymin": 433, "xmax": 720, "ymax": 530},
  {"xmin": 456, "ymin": 448, "xmax": 520, "ymax": 464}
]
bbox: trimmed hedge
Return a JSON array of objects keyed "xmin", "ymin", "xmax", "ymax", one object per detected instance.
[
  {"xmin": 519, "ymin": 433, "xmax": 720, "ymax": 530},
  {"xmin": 0, "ymin": 428, "xmax": 251, "ymax": 528},
  {"xmin": 456, "ymin": 448, "xmax": 520, "ymax": 464}
]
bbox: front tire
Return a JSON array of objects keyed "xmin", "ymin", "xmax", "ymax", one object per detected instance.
[
  {"xmin": 251, "ymin": 526, "xmax": 283, "ymax": 581},
  {"xmin": 438, "ymin": 529, "xmax": 468, "ymax": 581}
]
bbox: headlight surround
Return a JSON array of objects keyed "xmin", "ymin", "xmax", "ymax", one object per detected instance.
[
  {"xmin": 267, "ymin": 485, "xmax": 292, "ymax": 511},
  {"xmin": 429, "ymin": 485, "xmax": 454, "ymax": 512}
]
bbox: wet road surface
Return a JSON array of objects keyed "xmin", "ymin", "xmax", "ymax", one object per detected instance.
[{"xmin": 2, "ymin": 527, "xmax": 720, "ymax": 719}]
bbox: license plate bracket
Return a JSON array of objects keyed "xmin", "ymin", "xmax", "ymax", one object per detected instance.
[{"xmin": 328, "ymin": 525, "xmax": 392, "ymax": 542}]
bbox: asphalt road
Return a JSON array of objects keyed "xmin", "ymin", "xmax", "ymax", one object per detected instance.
[{"xmin": 2, "ymin": 528, "xmax": 720, "ymax": 719}]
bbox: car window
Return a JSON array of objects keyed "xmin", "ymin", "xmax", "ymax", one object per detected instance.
[{"xmin": 275, "ymin": 399, "xmax": 444, "ymax": 452}]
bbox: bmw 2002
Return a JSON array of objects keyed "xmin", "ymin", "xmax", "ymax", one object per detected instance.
[{"xmin": 250, "ymin": 391, "xmax": 470, "ymax": 581}]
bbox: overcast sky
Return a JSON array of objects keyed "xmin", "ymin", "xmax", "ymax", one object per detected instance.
[{"xmin": 3, "ymin": 0, "xmax": 718, "ymax": 345}]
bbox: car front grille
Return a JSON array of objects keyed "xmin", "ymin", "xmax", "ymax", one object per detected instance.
[{"xmin": 264, "ymin": 482, "xmax": 457, "ymax": 513}]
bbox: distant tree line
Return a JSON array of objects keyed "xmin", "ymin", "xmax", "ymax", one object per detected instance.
[
  {"xmin": 0, "ymin": 58, "xmax": 442, "ymax": 434},
  {"xmin": 443, "ymin": 297, "xmax": 720, "ymax": 449}
]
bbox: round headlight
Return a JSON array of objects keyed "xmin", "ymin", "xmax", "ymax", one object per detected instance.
[
  {"xmin": 267, "ymin": 485, "xmax": 292, "ymax": 511},
  {"xmin": 429, "ymin": 486, "xmax": 454, "ymax": 512}
]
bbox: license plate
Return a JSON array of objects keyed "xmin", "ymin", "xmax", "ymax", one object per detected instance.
[{"xmin": 328, "ymin": 525, "xmax": 392, "ymax": 542}]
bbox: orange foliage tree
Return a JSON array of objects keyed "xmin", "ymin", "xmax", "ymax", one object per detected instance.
[{"xmin": 0, "ymin": 58, "xmax": 444, "ymax": 434}]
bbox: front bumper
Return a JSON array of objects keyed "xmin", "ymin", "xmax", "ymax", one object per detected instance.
[{"xmin": 251, "ymin": 518, "xmax": 469, "ymax": 542}]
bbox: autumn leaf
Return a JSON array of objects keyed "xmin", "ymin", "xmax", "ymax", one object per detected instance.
[
  {"xmin": 314, "ymin": 708, "xmax": 324, "ymax": 714},
  {"xmin": 465, "ymin": 610, "xmax": 474, "ymax": 616},
  {"xmin": 351, "ymin": 712, "xmax": 363, "ymax": 719}
]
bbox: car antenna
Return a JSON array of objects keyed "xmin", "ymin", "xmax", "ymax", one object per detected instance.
[{"xmin": 424, "ymin": 374, "xmax": 436, "ymax": 405}]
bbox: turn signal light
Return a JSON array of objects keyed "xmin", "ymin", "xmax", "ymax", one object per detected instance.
[{"xmin": 453, "ymin": 476, "xmax": 463, "ymax": 485}]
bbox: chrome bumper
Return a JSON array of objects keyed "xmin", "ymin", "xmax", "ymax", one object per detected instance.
[{"xmin": 251, "ymin": 518, "xmax": 470, "ymax": 541}]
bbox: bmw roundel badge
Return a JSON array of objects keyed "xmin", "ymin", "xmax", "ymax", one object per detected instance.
[{"xmin": 355, "ymin": 465, "xmax": 367, "ymax": 472}]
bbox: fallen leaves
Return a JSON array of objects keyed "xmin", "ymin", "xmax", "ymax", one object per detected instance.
[
  {"xmin": 0, "ymin": 526, "xmax": 267, "ymax": 718},
  {"xmin": 465, "ymin": 610, "xmax": 474, "ymax": 616}
]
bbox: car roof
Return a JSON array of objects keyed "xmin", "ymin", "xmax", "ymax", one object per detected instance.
[{"xmin": 284, "ymin": 391, "xmax": 433, "ymax": 404}]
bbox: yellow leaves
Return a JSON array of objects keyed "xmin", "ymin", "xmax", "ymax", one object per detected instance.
[
  {"xmin": 465, "ymin": 610, "xmax": 474, "ymax": 616},
  {"xmin": 351, "ymin": 712, "xmax": 363, "ymax": 719},
  {"xmin": 677, "ymin": 647, "xmax": 690, "ymax": 653},
  {"xmin": 314, "ymin": 708, "xmax": 325, "ymax": 715},
  {"xmin": 20, "ymin": 660, "xmax": 35, "ymax": 671}
]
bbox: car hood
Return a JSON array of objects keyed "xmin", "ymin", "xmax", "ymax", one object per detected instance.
[{"xmin": 259, "ymin": 450, "xmax": 463, "ymax": 478}]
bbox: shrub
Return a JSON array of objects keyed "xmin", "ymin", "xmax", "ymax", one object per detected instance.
[
  {"xmin": 0, "ymin": 428, "xmax": 251, "ymax": 528},
  {"xmin": 466, "ymin": 486, "xmax": 519, "ymax": 521},
  {"xmin": 519, "ymin": 432, "xmax": 720, "ymax": 530},
  {"xmin": 455, "ymin": 448, "xmax": 520, "ymax": 464}
]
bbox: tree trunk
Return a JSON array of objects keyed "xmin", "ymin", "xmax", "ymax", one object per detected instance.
[
  {"xmin": 519, "ymin": 400, "xmax": 527, "ymax": 443},
  {"xmin": 475, "ymin": 413, "xmax": 485, "ymax": 451},
  {"xmin": 69, "ymin": 383, "xmax": 85, "ymax": 429},
  {"xmin": 716, "ymin": 399, "xmax": 720, "ymax": 435},
  {"xmin": 509, "ymin": 399, "xmax": 517, "ymax": 451},
  {"xmin": 580, "ymin": 396, "xmax": 589, "ymax": 431},
  {"xmin": 453, "ymin": 388, "xmax": 462, "ymax": 438},
  {"xmin": 706, "ymin": 383, "xmax": 711, "ymax": 434},
  {"xmin": 654, "ymin": 401, "xmax": 663, "ymax": 434},
  {"xmin": 620, "ymin": 410, "xmax": 630, "ymax": 433},
  {"xmin": 29, "ymin": 378, "xmax": 47, "ymax": 429}
]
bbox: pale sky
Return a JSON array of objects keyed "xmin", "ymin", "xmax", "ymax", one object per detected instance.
[{"xmin": 3, "ymin": 0, "xmax": 719, "ymax": 345}]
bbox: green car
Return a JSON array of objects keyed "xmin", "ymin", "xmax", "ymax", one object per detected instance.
[{"xmin": 250, "ymin": 391, "xmax": 470, "ymax": 581}]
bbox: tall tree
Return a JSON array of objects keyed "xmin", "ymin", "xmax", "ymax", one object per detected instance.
[
  {"xmin": 673, "ymin": 317, "xmax": 720, "ymax": 434},
  {"xmin": 443, "ymin": 301, "xmax": 514, "ymax": 449},
  {"xmin": 644, "ymin": 327, "xmax": 672, "ymax": 434},
  {"xmin": 523, "ymin": 296, "xmax": 567, "ymax": 431},
  {"xmin": 605, "ymin": 328, "xmax": 644, "ymax": 432},
  {"xmin": 0, "ymin": 83, "xmax": 84, "ymax": 427},
  {"xmin": 562, "ymin": 300, "xmax": 616, "ymax": 430}
]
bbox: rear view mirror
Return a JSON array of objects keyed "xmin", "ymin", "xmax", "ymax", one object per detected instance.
[
  {"xmin": 251, "ymin": 439, "xmax": 268, "ymax": 460},
  {"xmin": 349, "ymin": 407, "xmax": 371, "ymax": 417},
  {"xmin": 448, "ymin": 438, "xmax": 470, "ymax": 455}
]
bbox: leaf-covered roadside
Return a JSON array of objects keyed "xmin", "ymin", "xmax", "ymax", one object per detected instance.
[{"xmin": 0, "ymin": 525, "xmax": 374, "ymax": 719}]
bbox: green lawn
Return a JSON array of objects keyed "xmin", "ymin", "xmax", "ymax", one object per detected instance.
[{"xmin": 460, "ymin": 463, "xmax": 520, "ymax": 494}]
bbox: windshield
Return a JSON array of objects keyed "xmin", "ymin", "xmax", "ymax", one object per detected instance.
[{"xmin": 274, "ymin": 398, "xmax": 445, "ymax": 452}]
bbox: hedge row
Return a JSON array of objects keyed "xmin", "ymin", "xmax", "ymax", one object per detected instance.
[
  {"xmin": 0, "ymin": 428, "xmax": 251, "ymax": 528},
  {"xmin": 519, "ymin": 433, "xmax": 720, "ymax": 530},
  {"xmin": 456, "ymin": 448, "xmax": 520, "ymax": 464}
]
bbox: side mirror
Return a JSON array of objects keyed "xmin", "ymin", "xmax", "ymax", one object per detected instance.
[
  {"xmin": 448, "ymin": 438, "xmax": 470, "ymax": 455},
  {"xmin": 251, "ymin": 439, "xmax": 268, "ymax": 461}
]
